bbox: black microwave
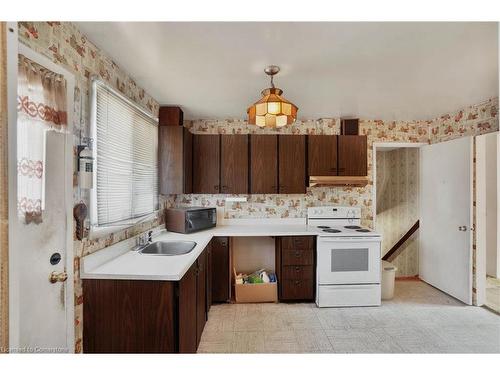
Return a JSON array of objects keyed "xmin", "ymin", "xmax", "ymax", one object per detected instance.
[{"xmin": 165, "ymin": 207, "xmax": 217, "ymax": 234}]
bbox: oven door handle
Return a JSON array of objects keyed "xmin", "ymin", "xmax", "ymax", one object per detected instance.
[{"xmin": 318, "ymin": 237, "xmax": 380, "ymax": 242}]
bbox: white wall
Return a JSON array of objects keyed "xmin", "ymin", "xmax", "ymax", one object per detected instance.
[{"xmin": 485, "ymin": 133, "xmax": 499, "ymax": 278}]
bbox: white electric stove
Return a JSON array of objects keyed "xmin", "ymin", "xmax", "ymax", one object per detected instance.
[{"xmin": 307, "ymin": 206, "xmax": 382, "ymax": 307}]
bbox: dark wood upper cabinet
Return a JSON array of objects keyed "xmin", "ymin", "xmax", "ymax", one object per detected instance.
[
  {"xmin": 249, "ymin": 135, "xmax": 278, "ymax": 194},
  {"xmin": 159, "ymin": 126, "xmax": 192, "ymax": 194},
  {"xmin": 158, "ymin": 106, "xmax": 192, "ymax": 194},
  {"xmin": 159, "ymin": 106, "xmax": 184, "ymax": 126},
  {"xmin": 308, "ymin": 135, "xmax": 337, "ymax": 176},
  {"xmin": 220, "ymin": 135, "xmax": 248, "ymax": 194},
  {"xmin": 211, "ymin": 237, "xmax": 230, "ymax": 303},
  {"xmin": 193, "ymin": 134, "xmax": 220, "ymax": 193},
  {"xmin": 278, "ymin": 135, "xmax": 306, "ymax": 194},
  {"xmin": 338, "ymin": 135, "xmax": 367, "ymax": 176}
]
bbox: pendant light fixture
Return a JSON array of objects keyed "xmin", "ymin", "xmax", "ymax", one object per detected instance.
[{"xmin": 247, "ymin": 65, "xmax": 298, "ymax": 128}]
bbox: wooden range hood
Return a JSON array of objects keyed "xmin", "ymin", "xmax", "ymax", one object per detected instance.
[{"xmin": 309, "ymin": 175, "xmax": 369, "ymax": 187}]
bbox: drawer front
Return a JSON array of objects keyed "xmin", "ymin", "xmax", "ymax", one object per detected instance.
[
  {"xmin": 281, "ymin": 236, "xmax": 314, "ymax": 251},
  {"xmin": 282, "ymin": 265, "xmax": 314, "ymax": 280},
  {"xmin": 281, "ymin": 279, "xmax": 314, "ymax": 300},
  {"xmin": 282, "ymin": 248, "xmax": 314, "ymax": 265}
]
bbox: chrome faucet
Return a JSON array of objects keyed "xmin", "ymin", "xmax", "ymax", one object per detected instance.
[{"xmin": 133, "ymin": 231, "xmax": 153, "ymax": 251}]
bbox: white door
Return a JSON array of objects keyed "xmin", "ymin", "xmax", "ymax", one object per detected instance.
[
  {"xmin": 16, "ymin": 132, "xmax": 73, "ymax": 352},
  {"xmin": 9, "ymin": 43, "xmax": 74, "ymax": 353},
  {"xmin": 419, "ymin": 136, "xmax": 473, "ymax": 304}
]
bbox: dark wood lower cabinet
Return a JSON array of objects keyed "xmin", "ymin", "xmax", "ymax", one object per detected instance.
[
  {"xmin": 276, "ymin": 236, "xmax": 316, "ymax": 301},
  {"xmin": 206, "ymin": 242, "xmax": 212, "ymax": 313},
  {"xmin": 83, "ymin": 248, "xmax": 208, "ymax": 354},
  {"xmin": 83, "ymin": 279, "xmax": 176, "ymax": 353},
  {"xmin": 196, "ymin": 250, "xmax": 207, "ymax": 346},
  {"xmin": 178, "ymin": 262, "xmax": 198, "ymax": 353},
  {"xmin": 211, "ymin": 237, "xmax": 230, "ymax": 303}
]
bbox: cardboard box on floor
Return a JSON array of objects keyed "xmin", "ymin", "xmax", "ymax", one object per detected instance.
[{"xmin": 233, "ymin": 268, "xmax": 278, "ymax": 303}]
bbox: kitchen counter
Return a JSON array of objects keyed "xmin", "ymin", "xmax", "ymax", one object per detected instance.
[{"xmin": 81, "ymin": 219, "xmax": 319, "ymax": 281}]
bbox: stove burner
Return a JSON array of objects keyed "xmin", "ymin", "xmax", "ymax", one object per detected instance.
[
  {"xmin": 356, "ymin": 228, "xmax": 371, "ymax": 232},
  {"xmin": 322, "ymin": 228, "xmax": 341, "ymax": 233},
  {"xmin": 317, "ymin": 225, "xmax": 331, "ymax": 229},
  {"xmin": 344, "ymin": 225, "xmax": 361, "ymax": 229}
]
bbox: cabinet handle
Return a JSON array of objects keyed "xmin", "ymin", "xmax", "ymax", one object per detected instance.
[
  {"xmin": 295, "ymin": 266, "xmax": 300, "ymax": 272},
  {"xmin": 294, "ymin": 281, "xmax": 301, "ymax": 286},
  {"xmin": 214, "ymin": 185, "xmax": 219, "ymax": 190},
  {"xmin": 294, "ymin": 250, "xmax": 301, "ymax": 257}
]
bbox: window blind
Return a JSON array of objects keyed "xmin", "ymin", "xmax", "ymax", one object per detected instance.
[{"xmin": 93, "ymin": 81, "xmax": 158, "ymax": 227}]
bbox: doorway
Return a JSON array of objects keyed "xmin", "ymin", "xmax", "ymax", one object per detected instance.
[
  {"xmin": 7, "ymin": 27, "xmax": 75, "ymax": 352},
  {"xmin": 476, "ymin": 131, "xmax": 499, "ymax": 313},
  {"xmin": 373, "ymin": 143, "xmax": 423, "ymax": 278}
]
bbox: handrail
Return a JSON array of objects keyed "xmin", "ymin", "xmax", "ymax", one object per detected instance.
[{"xmin": 382, "ymin": 220, "xmax": 420, "ymax": 262}]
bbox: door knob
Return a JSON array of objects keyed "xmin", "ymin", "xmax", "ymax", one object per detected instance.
[
  {"xmin": 49, "ymin": 271, "xmax": 68, "ymax": 284},
  {"xmin": 458, "ymin": 226, "xmax": 467, "ymax": 232}
]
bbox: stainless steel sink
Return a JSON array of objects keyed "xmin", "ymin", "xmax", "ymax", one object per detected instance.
[{"xmin": 139, "ymin": 241, "xmax": 197, "ymax": 256}]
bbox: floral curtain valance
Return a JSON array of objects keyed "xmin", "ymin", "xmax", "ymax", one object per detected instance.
[{"xmin": 17, "ymin": 54, "xmax": 67, "ymax": 224}]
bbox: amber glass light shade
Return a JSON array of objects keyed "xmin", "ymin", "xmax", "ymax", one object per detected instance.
[{"xmin": 247, "ymin": 88, "xmax": 298, "ymax": 128}]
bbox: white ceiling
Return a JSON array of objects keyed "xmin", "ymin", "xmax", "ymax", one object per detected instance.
[{"xmin": 76, "ymin": 22, "xmax": 498, "ymax": 120}]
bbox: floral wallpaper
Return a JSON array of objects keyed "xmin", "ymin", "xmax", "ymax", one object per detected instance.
[
  {"xmin": 14, "ymin": 21, "xmax": 500, "ymax": 352},
  {"xmin": 376, "ymin": 148, "xmax": 419, "ymax": 277},
  {"xmin": 429, "ymin": 97, "xmax": 498, "ymax": 143}
]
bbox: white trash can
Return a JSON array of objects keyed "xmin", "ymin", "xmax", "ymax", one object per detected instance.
[{"xmin": 381, "ymin": 260, "xmax": 397, "ymax": 300}]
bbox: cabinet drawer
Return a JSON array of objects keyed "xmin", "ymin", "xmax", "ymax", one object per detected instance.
[
  {"xmin": 281, "ymin": 248, "xmax": 314, "ymax": 266},
  {"xmin": 281, "ymin": 279, "xmax": 314, "ymax": 300},
  {"xmin": 282, "ymin": 265, "xmax": 314, "ymax": 280},
  {"xmin": 281, "ymin": 236, "xmax": 314, "ymax": 251}
]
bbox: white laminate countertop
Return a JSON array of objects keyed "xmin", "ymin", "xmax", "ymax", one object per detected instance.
[
  {"xmin": 80, "ymin": 218, "xmax": 380, "ymax": 282},
  {"xmin": 80, "ymin": 219, "xmax": 318, "ymax": 282}
]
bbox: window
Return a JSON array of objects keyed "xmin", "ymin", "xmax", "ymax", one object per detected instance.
[{"xmin": 90, "ymin": 79, "xmax": 158, "ymax": 231}]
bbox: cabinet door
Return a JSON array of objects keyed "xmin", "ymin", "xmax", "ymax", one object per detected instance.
[
  {"xmin": 308, "ymin": 135, "xmax": 337, "ymax": 176},
  {"xmin": 159, "ymin": 126, "xmax": 183, "ymax": 194},
  {"xmin": 206, "ymin": 242, "xmax": 212, "ymax": 313},
  {"xmin": 211, "ymin": 237, "xmax": 230, "ymax": 303},
  {"xmin": 183, "ymin": 128, "xmax": 193, "ymax": 193},
  {"xmin": 178, "ymin": 263, "xmax": 198, "ymax": 353},
  {"xmin": 193, "ymin": 134, "xmax": 220, "ymax": 193},
  {"xmin": 220, "ymin": 135, "xmax": 248, "ymax": 194},
  {"xmin": 278, "ymin": 135, "xmax": 306, "ymax": 194},
  {"xmin": 338, "ymin": 135, "xmax": 367, "ymax": 176},
  {"xmin": 250, "ymin": 135, "xmax": 278, "ymax": 194},
  {"xmin": 196, "ymin": 250, "xmax": 207, "ymax": 346}
]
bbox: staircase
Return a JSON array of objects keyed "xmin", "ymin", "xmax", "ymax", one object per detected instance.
[{"xmin": 382, "ymin": 220, "xmax": 420, "ymax": 262}]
